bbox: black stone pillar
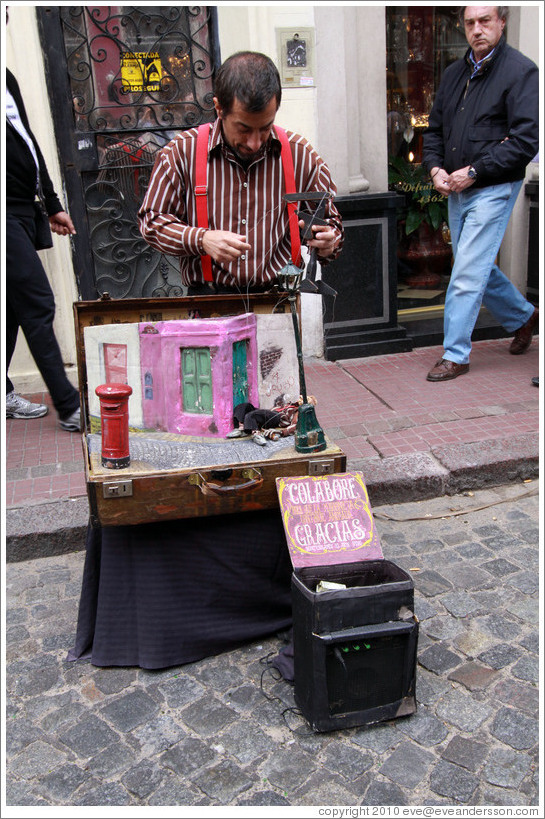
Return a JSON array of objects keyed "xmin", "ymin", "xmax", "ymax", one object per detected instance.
[{"xmin": 321, "ymin": 192, "xmax": 412, "ymax": 360}]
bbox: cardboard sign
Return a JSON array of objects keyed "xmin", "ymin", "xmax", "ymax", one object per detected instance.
[{"xmin": 276, "ymin": 471, "xmax": 383, "ymax": 568}]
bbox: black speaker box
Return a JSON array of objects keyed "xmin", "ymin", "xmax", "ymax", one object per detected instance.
[{"xmin": 292, "ymin": 560, "xmax": 418, "ymax": 732}]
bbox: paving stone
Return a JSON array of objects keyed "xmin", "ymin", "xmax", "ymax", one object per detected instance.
[
  {"xmin": 476, "ymin": 613, "xmax": 522, "ymax": 641},
  {"xmin": 491, "ymin": 707, "xmax": 538, "ymax": 750},
  {"xmin": 440, "ymin": 591, "xmax": 482, "ymax": 617},
  {"xmin": 413, "ymin": 669, "xmax": 450, "ymax": 706},
  {"xmin": 293, "ymin": 771, "xmax": 360, "ymax": 805},
  {"xmin": 379, "ymin": 742, "xmax": 435, "ymax": 788},
  {"xmin": 320, "ymin": 742, "xmax": 374, "ymax": 781},
  {"xmin": 456, "ymin": 542, "xmax": 493, "ymax": 560},
  {"xmin": 73, "ymin": 781, "xmax": 133, "ymax": 806},
  {"xmin": 430, "ymin": 760, "xmax": 479, "ymax": 803},
  {"xmin": 223, "ymin": 682, "xmax": 264, "ymax": 712},
  {"xmin": 157, "ymin": 674, "xmax": 206, "ymax": 708},
  {"xmin": 413, "ymin": 570, "xmax": 453, "ymax": 597},
  {"xmin": 192, "ymin": 758, "xmax": 253, "ymax": 802},
  {"xmin": 441, "ymin": 736, "xmax": 488, "ymax": 772},
  {"xmin": 477, "ymin": 643, "xmax": 522, "ymax": 669},
  {"xmin": 217, "ymin": 721, "xmax": 275, "ymax": 765},
  {"xmin": 422, "ymin": 615, "xmax": 465, "ymax": 641},
  {"xmin": 505, "ymin": 570, "xmax": 539, "ymax": 595},
  {"xmin": 483, "ymin": 747, "xmax": 532, "ymax": 788},
  {"xmin": 511, "ymin": 655, "xmax": 539, "ymax": 685},
  {"xmin": 493, "ymin": 679, "xmax": 539, "ymax": 717},
  {"xmin": 261, "ymin": 746, "xmax": 317, "ymax": 792},
  {"xmin": 131, "ymin": 714, "xmax": 187, "ymax": 755},
  {"xmin": 418, "ymin": 643, "xmax": 462, "ymax": 674},
  {"xmin": 121, "ymin": 760, "xmax": 165, "ymax": 799},
  {"xmin": 5, "ymin": 718, "xmax": 47, "ymax": 756},
  {"xmin": 519, "ymin": 631, "xmax": 539, "ymax": 654},
  {"xmin": 59, "ymin": 714, "xmax": 120, "ymax": 758},
  {"xmin": 9, "ymin": 740, "xmax": 67, "ymax": 779},
  {"xmin": 396, "ymin": 707, "xmax": 448, "ymax": 747},
  {"xmin": 448, "ymin": 661, "xmax": 499, "ymax": 691},
  {"xmin": 93, "ymin": 668, "xmax": 138, "ymax": 695},
  {"xmin": 351, "ymin": 723, "xmax": 399, "ymax": 753},
  {"xmin": 100, "ymin": 690, "xmax": 160, "ymax": 733},
  {"xmin": 237, "ymin": 789, "xmax": 291, "ymax": 806},
  {"xmin": 436, "ymin": 688, "xmax": 492, "ymax": 732},
  {"xmin": 147, "ymin": 775, "xmax": 203, "ymax": 806},
  {"xmin": 87, "ymin": 741, "xmax": 137, "ymax": 778},
  {"xmin": 39, "ymin": 763, "xmax": 90, "ymax": 802},
  {"xmin": 362, "ymin": 779, "xmax": 408, "ymax": 806},
  {"xmin": 161, "ymin": 736, "xmax": 216, "ymax": 775},
  {"xmin": 446, "ymin": 563, "xmax": 495, "ymax": 591},
  {"xmin": 478, "ymin": 785, "xmax": 528, "ymax": 806},
  {"xmin": 479, "ymin": 557, "xmax": 520, "ymax": 577},
  {"xmin": 180, "ymin": 696, "xmax": 239, "ymax": 738},
  {"xmin": 413, "ymin": 597, "xmax": 438, "ymax": 621}
]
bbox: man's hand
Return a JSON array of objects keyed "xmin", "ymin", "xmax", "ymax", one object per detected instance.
[
  {"xmin": 446, "ymin": 166, "xmax": 476, "ymax": 193},
  {"xmin": 49, "ymin": 211, "xmax": 76, "ymax": 236},
  {"xmin": 202, "ymin": 230, "xmax": 252, "ymax": 263},
  {"xmin": 430, "ymin": 167, "xmax": 451, "ymax": 196},
  {"xmin": 300, "ymin": 220, "xmax": 339, "ymax": 258}
]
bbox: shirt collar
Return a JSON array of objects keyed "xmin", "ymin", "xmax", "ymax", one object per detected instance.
[{"xmin": 207, "ymin": 118, "xmax": 282, "ymax": 161}]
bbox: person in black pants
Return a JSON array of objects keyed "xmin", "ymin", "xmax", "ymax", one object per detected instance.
[{"xmin": 5, "ymin": 66, "xmax": 81, "ymax": 431}]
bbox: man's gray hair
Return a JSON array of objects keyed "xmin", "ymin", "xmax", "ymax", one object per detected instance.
[{"xmin": 459, "ymin": 6, "xmax": 510, "ymax": 24}]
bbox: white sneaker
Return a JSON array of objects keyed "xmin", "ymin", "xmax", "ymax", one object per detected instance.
[
  {"xmin": 5, "ymin": 391, "xmax": 48, "ymax": 419},
  {"xmin": 226, "ymin": 428, "xmax": 249, "ymax": 438},
  {"xmin": 59, "ymin": 407, "xmax": 81, "ymax": 432},
  {"xmin": 252, "ymin": 432, "xmax": 267, "ymax": 446}
]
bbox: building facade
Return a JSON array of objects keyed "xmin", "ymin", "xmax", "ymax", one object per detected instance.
[{"xmin": 4, "ymin": 4, "xmax": 541, "ymax": 393}]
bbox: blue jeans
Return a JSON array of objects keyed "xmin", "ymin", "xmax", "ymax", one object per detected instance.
[{"xmin": 443, "ymin": 180, "xmax": 533, "ymax": 364}]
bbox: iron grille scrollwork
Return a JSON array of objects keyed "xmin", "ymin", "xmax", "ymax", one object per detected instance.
[{"xmin": 60, "ymin": 5, "xmax": 215, "ymax": 132}]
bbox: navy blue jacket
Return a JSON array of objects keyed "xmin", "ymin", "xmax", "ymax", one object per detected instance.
[
  {"xmin": 422, "ymin": 37, "xmax": 538, "ymax": 187},
  {"xmin": 6, "ymin": 68, "xmax": 63, "ymax": 217}
]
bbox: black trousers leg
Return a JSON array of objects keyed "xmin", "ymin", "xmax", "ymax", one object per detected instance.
[{"xmin": 6, "ymin": 212, "xmax": 79, "ymax": 418}]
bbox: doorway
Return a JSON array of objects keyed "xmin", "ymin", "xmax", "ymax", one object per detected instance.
[{"xmin": 37, "ymin": 6, "xmax": 220, "ymax": 300}]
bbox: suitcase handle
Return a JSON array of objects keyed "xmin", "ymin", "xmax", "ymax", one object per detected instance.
[{"xmin": 189, "ymin": 467, "xmax": 263, "ymax": 496}]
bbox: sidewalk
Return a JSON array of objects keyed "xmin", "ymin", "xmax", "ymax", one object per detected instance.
[{"xmin": 5, "ymin": 336, "xmax": 540, "ymax": 561}]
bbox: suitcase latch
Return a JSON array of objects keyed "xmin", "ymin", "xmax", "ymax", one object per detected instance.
[
  {"xmin": 308, "ymin": 459, "xmax": 336, "ymax": 476},
  {"xmin": 103, "ymin": 480, "xmax": 133, "ymax": 498}
]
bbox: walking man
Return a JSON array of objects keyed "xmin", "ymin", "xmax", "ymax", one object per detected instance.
[{"xmin": 423, "ymin": 6, "xmax": 538, "ymax": 382}]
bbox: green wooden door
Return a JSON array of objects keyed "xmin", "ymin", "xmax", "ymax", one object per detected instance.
[
  {"xmin": 182, "ymin": 347, "xmax": 213, "ymax": 413},
  {"xmin": 232, "ymin": 340, "xmax": 249, "ymax": 407}
]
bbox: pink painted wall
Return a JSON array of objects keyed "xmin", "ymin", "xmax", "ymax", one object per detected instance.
[{"xmin": 139, "ymin": 313, "xmax": 258, "ymax": 437}]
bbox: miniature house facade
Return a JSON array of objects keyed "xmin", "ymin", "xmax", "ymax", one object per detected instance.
[
  {"xmin": 84, "ymin": 311, "xmax": 298, "ymax": 438},
  {"xmin": 138, "ymin": 313, "xmax": 258, "ymax": 437}
]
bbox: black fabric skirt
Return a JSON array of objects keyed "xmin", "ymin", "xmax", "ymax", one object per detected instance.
[{"xmin": 68, "ymin": 509, "xmax": 293, "ymax": 670}]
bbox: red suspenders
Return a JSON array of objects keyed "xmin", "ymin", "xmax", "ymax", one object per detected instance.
[{"xmin": 194, "ymin": 123, "xmax": 302, "ymax": 282}]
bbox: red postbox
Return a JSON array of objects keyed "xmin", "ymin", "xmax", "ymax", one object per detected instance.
[{"xmin": 95, "ymin": 383, "xmax": 133, "ymax": 469}]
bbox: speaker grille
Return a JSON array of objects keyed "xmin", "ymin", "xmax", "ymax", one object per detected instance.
[{"xmin": 326, "ymin": 633, "xmax": 408, "ymax": 715}]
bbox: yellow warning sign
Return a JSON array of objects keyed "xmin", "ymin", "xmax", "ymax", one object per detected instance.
[{"xmin": 120, "ymin": 52, "xmax": 162, "ymax": 93}]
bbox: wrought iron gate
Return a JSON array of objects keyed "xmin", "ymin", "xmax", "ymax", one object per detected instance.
[{"xmin": 37, "ymin": 6, "xmax": 220, "ymax": 299}]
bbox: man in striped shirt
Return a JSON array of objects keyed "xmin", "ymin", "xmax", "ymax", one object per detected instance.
[{"xmin": 138, "ymin": 51, "xmax": 343, "ymax": 294}]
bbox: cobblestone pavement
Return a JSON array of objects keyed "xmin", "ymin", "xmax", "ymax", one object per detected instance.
[{"xmin": 4, "ymin": 481, "xmax": 540, "ymax": 812}]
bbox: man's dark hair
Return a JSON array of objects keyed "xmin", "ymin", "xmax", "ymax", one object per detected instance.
[
  {"xmin": 459, "ymin": 6, "xmax": 509, "ymax": 25},
  {"xmin": 213, "ymin": 51, "xmax": 282, "ymax": 115}
]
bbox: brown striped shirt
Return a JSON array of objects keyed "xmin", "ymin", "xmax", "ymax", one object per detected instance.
[{"xmin": 138, "ymin": 118, "xmax": 343, "ymax": 289}]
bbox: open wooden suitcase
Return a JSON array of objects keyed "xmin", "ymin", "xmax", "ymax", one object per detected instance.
[{"xmin": 74, "ymin": 292, "xmax": 346, "ymax": 527}]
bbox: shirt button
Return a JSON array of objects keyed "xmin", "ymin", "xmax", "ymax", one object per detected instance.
[
  {"xmin": 452, "ymin": 147, "xmax": 457, "ymax": 151},
  {"xmin": 243, "ymin": 182, "xmax": 248, "ymax": 188},
  {"xmin": 241, "ymin": 219, "xmax": 246, "ymax": 225},
  {"xmin": 241, "ymin": 254, "xmax": 246, "ymax": 261}
]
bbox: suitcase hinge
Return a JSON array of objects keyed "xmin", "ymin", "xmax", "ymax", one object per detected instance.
[{"xmin": 103, "ymin": 480, "xmax": 133, "ymax": 498}]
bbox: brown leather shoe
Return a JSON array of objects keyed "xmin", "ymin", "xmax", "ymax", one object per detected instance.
[
  {"xmin": 509, "ymin": 307, "xmax": 539, "ymax": 355},
  {"xmin": 426, "ymin": 358, "xmax": 469, "ymax": 382}
]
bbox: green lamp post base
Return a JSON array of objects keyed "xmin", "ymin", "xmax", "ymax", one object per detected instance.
[{"xmin": 295, "ymin": 402, "xmax": 327, "ymax": 453}]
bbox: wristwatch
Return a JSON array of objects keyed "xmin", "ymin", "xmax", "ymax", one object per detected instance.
[{"xmin": 468, "ymin": 166, "xmax": 477, "ymax": 179}]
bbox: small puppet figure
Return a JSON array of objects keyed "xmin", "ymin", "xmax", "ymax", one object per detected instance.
[{"xmin": 226, "ymin": 394, "xmax": 317, "ymax": 446}]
